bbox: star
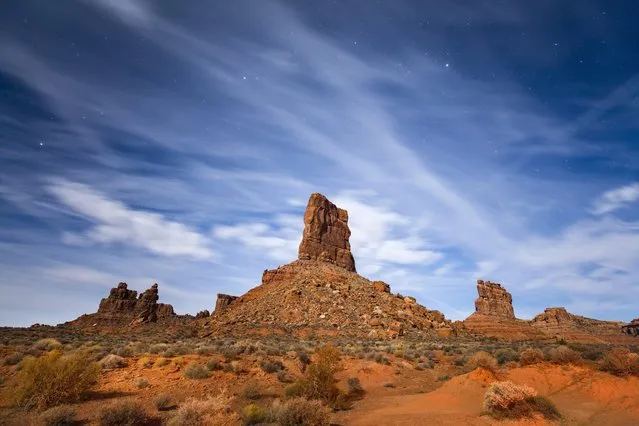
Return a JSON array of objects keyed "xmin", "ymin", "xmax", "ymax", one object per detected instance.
[
  {"xmin": 243, "ymin": 76, "xmax": 247, "ymax": 80},
  {"xmin": 39, "ymin": 142, "xmax": 44, "ymax": 147},
  {"xmin": 445, "ymin": 63, "xmax": 450, "ymax": 68}
]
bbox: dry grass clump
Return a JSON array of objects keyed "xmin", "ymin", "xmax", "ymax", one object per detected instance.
[
  {"xmin": 519, "ymin": 348, "xmax": 544, "ymax": 366},
  {"xmin": 242, "ymin": 403, "xmax": 268, "ymax": 425},
  {"xmin": 467, "ymin": 351, "xmax": 498, "ymax": 374},
  {"xmin": 100, "ymin": 354, "xmax": 127, "ymax": 369},
  {"xmin": 260, "ymin": 359, "xmax": 284, "ymax": 373},
  {"xmin": 167, "ymin": 394, "xmax": 237, "ymax": 426},
  {"xmin": 183, "ymin": 362, "xmax": 210, "ymax": 379},
  {"xmin": 274, "ymin": 398, "xmax": 331, "ymax": 426},
  {"xmin": 242, "ymin": 382, "xmax": 261, "ymax": 401},
  {"xmin": 39, "ymin": 405, "xmax": 77, "ymax": 426},
  {"xmin": 3, "ymin": 352, "xmax": 24, "ymax": 366},
  {"xmin": 35, "ymin": 338, "xmax": 62, "ymax": 351},
  {"xmin": 600, "ymin": 347, "xmax": 639, "ymax": 376},
  {"xmin": 153, "ymin": 393, "xmax": 173, "ymax": 411},
  {"xmin": 12, "ymin": 349, "xmax": 100, "ymax": 409},
  {"xmin": 138, "ymin": 357, "xmax": 153, "ymax": 368},
  {"xmin": 483, "ymin": 381, "xmax": 560, "ymax": 420},
  {"xmin": 97, "ymin": 400, "xmax": 150, "ymax": 426},
  {"xmin": 549, "ymin": 346, "xmax": 581, "ymax": 365}
]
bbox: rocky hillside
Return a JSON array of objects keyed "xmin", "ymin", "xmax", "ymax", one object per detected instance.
[{"xmin": 205, "ymin": 193, "xmax": 460, "ymax": 339}]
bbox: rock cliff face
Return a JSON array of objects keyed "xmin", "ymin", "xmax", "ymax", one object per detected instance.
[
  {"xmin": 622, "ymin": 318, "xmax": 639, "ymax": 336},
  {"xmin": 474, "ymin": 280, "xmax": 515, "ymax": 319},
  {"xmin": 71, "ymin": 282, "xmax": 175, "ymax": 326},
  {"xmin": 206, "ymin": 193, "xmax": 458, "ymax": 339},
  {"xmin": 531, "ymin": 307, "xmax": 629, "ymax": 343},
  {"xmin": 297, "ymin": 193, "xmax": 356, "ymax": 272},
  {"xmin": 214, "ymin": 294, "xmax": 238, "ymax": 314},
  {"xmin": 464, "ymin": 280, "xmax": 549, "ymax": 341}
]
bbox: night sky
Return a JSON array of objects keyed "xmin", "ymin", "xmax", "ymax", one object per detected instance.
[{"xmin": 1, "ymin": 0, "xmax": 638, "ymax": 326}]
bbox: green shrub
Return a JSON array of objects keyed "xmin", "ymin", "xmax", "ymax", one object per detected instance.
[
  {"xmin": 284, "ymin": 381, "xmax": 304, "ymax": 398},
  {"xmin": 495, "ymin": 349, "xmax": 519, "ymax": 365},
  {"xmin": 183, "ymin": 362, "xmax": 210, "ymax": 379},
  {"xmin": 242, "ymin": 403, "xmax": 268, "ymax": 425},
  {"xmin": 275, "ymin": 397, "xmax": 330, "ymax": 426},
  {"xmin": 98, "ymin": 400, "xmax": 150, "ymax": 426},
  {"xmin": 12, "ymin": 350, "xmax": 100, "ymax": 409},
  {"xmin": 39, "ymin": 405, "xmax": 77, "ymax": 426}
]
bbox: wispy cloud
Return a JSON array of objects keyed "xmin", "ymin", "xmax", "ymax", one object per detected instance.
[
  {"xmin": 49, "ymin": 179, "xmax": 215, "ymax": 260},
  {"xmin": 592, "ymin": 183, "xmax": 639, "ymax": 215},
  {"xmin": 0, "ymin": 0, "xmax": 638, "ymax": 325}
]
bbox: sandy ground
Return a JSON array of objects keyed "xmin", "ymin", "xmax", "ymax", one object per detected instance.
[{"xmin": 2, "ymin": 354, "xmax": 639, "ymax": 425}]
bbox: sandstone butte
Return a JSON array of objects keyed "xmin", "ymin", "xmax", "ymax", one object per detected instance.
[{"xmin": 66, "ymin": 192, "xmax": 638, "ymax": 343}]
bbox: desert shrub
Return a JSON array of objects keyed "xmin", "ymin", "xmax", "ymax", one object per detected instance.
[
  {"xmin": 347, "ymin": 377, "xmax": 363, "ymax": 396},
  {"xmin": 454, "ymin": 357, "xmax": 466, "ymax": 366},
  {"xmin": 549, "ymin": 346, "xmax": 581, "ymax": 365},
  {"xmin": 600, "ymin": 347, "xmax": 639, "ymax": 376},
  {"xmin": 285, "ymin": 382, "xmax": 305, "ymax": 398},
  {"xmin": 242, "ymin": 404, "xmax": 268, "ymax": 425},
  {"xmin": 206, "ymin": 359, "xmax": 223, "ymax": 371},
  {"xmin": 167, "ymin": 395, "xmax": 235, "ymax": 426},
  {"xmin": 97, "ymin": 400, "xmax": 150, "ymax": 426},
  {"xmin": 39, "ymin": 405, "xmax": 77, "ymax": 426},
  {"xmin": 275, "ymin": 397, "xmax": 330, "ymax": 426},
  {"xmin": 115, "ymin": 346, "xmax": 135, "ymax": 358},
  {"xmin": 298, "ymin": 344, "xmax": 342, "ymax": 403},
  {"xmin": 222, "ymin": 346, "xmax": 242, "ymax": 361},
  {"xmin": 12, "ymin": 350, "xmax": 100, "ymax": 409},
  {"xmin": 297, "ymin": 351, "xmax": 311, "ymax": 370},
  {"xmin": 154, "ymin": 357, "xmax": 169, "ymax": 368},
  {"xmin": 4, "ymin": 352, "xmax": 24, "ymax": 366},
  {"xmin": 495, "ymin": 349, "xmax": 519, "ymax": 365},
  {"xmin": 277, "ymin": 370, "xmax": 294, "ymax": 383},
  {"xmin": 100, "ymin": 354, "xmax": 127, "ymax": 369},
  {"xmin": 581, "ymin": 348, "xmax": 605, "ymax": 361},
  {"xmin": 35, "ymin": 338, "xmax": 62, "ymax": 351},
  {"xmin": 242, "ymin": 382, "xmax": 261, "ymax": 400},
  {"xmin": 183, "ymin": 362, "xmax": 210, "ymax": 379},
  {"xmin": 519, "ymin": 348, "xmax": 544, "ymax": 366},
  {"xmin": 483, "ymin": 381, "xmax": 560, "ymax": 420},
  {"xmin": 467, "ymin": 351, "xmax": 498, "ymax": 374},
  {"xmin": 154, "ymin": 393, "xmax": 172, "ymax": 411},
  {"xmin": 138, "ymin": 357, "xmax": 152, "ymax": 368},
  {"xmin": 437, "ymin": 375, "xmax": 451, "ymax": 382},
  {"xmin": 260, "ymin": 359, "xmax": 284, "ymax": 373},
  {"xmin": 134, "ymin": 378, "xmax": 149, "ymax": 389}
]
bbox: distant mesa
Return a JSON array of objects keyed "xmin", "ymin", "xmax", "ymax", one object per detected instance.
[{"xmin": 622, "ymin": 318, "xmax": 639, "ymax": 336}]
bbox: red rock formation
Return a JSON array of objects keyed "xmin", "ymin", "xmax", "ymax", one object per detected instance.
[
  {"xmin": 532, "ymin": 307, "xmax": 631, "ymax": 343},
  {"xmin": 474, "ymin": 279, "xmax": 515, "ymax": 319},
  {"xmin": 464, "ymin": 279, "xmax": 549, "ymax": 341},
  {"xmin": 622, "ymin": 318, "xmax": 639, "ymax": 336},
  {"xmin": 297, "ymin": 193, "xmax": 356, "ymax": 272},
  {"xmin": 71, "ymin": 282, "xmax": 175, "ymax": 327},
  {"xmin": 214, "ymin": 294, "xmax": 238, "ymax": 314}
]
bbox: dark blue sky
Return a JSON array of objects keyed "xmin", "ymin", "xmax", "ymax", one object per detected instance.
[{"xmin": 1, "ymin": 0, "xmax": 638, "ymax": 326}]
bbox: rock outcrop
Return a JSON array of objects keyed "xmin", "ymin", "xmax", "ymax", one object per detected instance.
[
  {"xmin": 297, "ymin": 193, "xmax": 356, "ymax": 272},
  {"xmin": 195, "ymin": 310, "xmax": 211, "ymax": 319},
  {"xmin": 474, "ymin": 280, "xmax": 515, "ymax": 319},
  {"xmin": 464, "ymin": 280, "xmax": 549, "ymax": 341},
  {"xmin": 530, "ymin": 308, "xmax": 630, "ymax": 343},
  {"xmin": 206, "ymin": 193, "xmax": 457, "ymax": 339},
  {"xmin": 214, "ymin": 294, "xmax": 238, "ymax": 314},
  {"xmin": 622, "ymin": 318, "xmax": 639, "ymax": 336},
  {"xmin": 69, "ymin": 282, "xmax": 175, "ymax": 327}
]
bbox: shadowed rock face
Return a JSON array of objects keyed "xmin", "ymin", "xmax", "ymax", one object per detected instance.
[
  {"xmin": 214, "ymin": 294, "xmax": 238, "ymax": 314},
  {"xmin": 95, "ymin": 282, "xmax": 174, "ymax": 325},
  {"xmin": 622, "ymin": 318, "xmax": 639, "ymax": 336},
  {"xmin": 297, "ymin": 193, "xmax": 356, "ymax": 272},
  {"xmin": 474, "ymin": 280, "xmax": 515, "ymax": 319}
]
